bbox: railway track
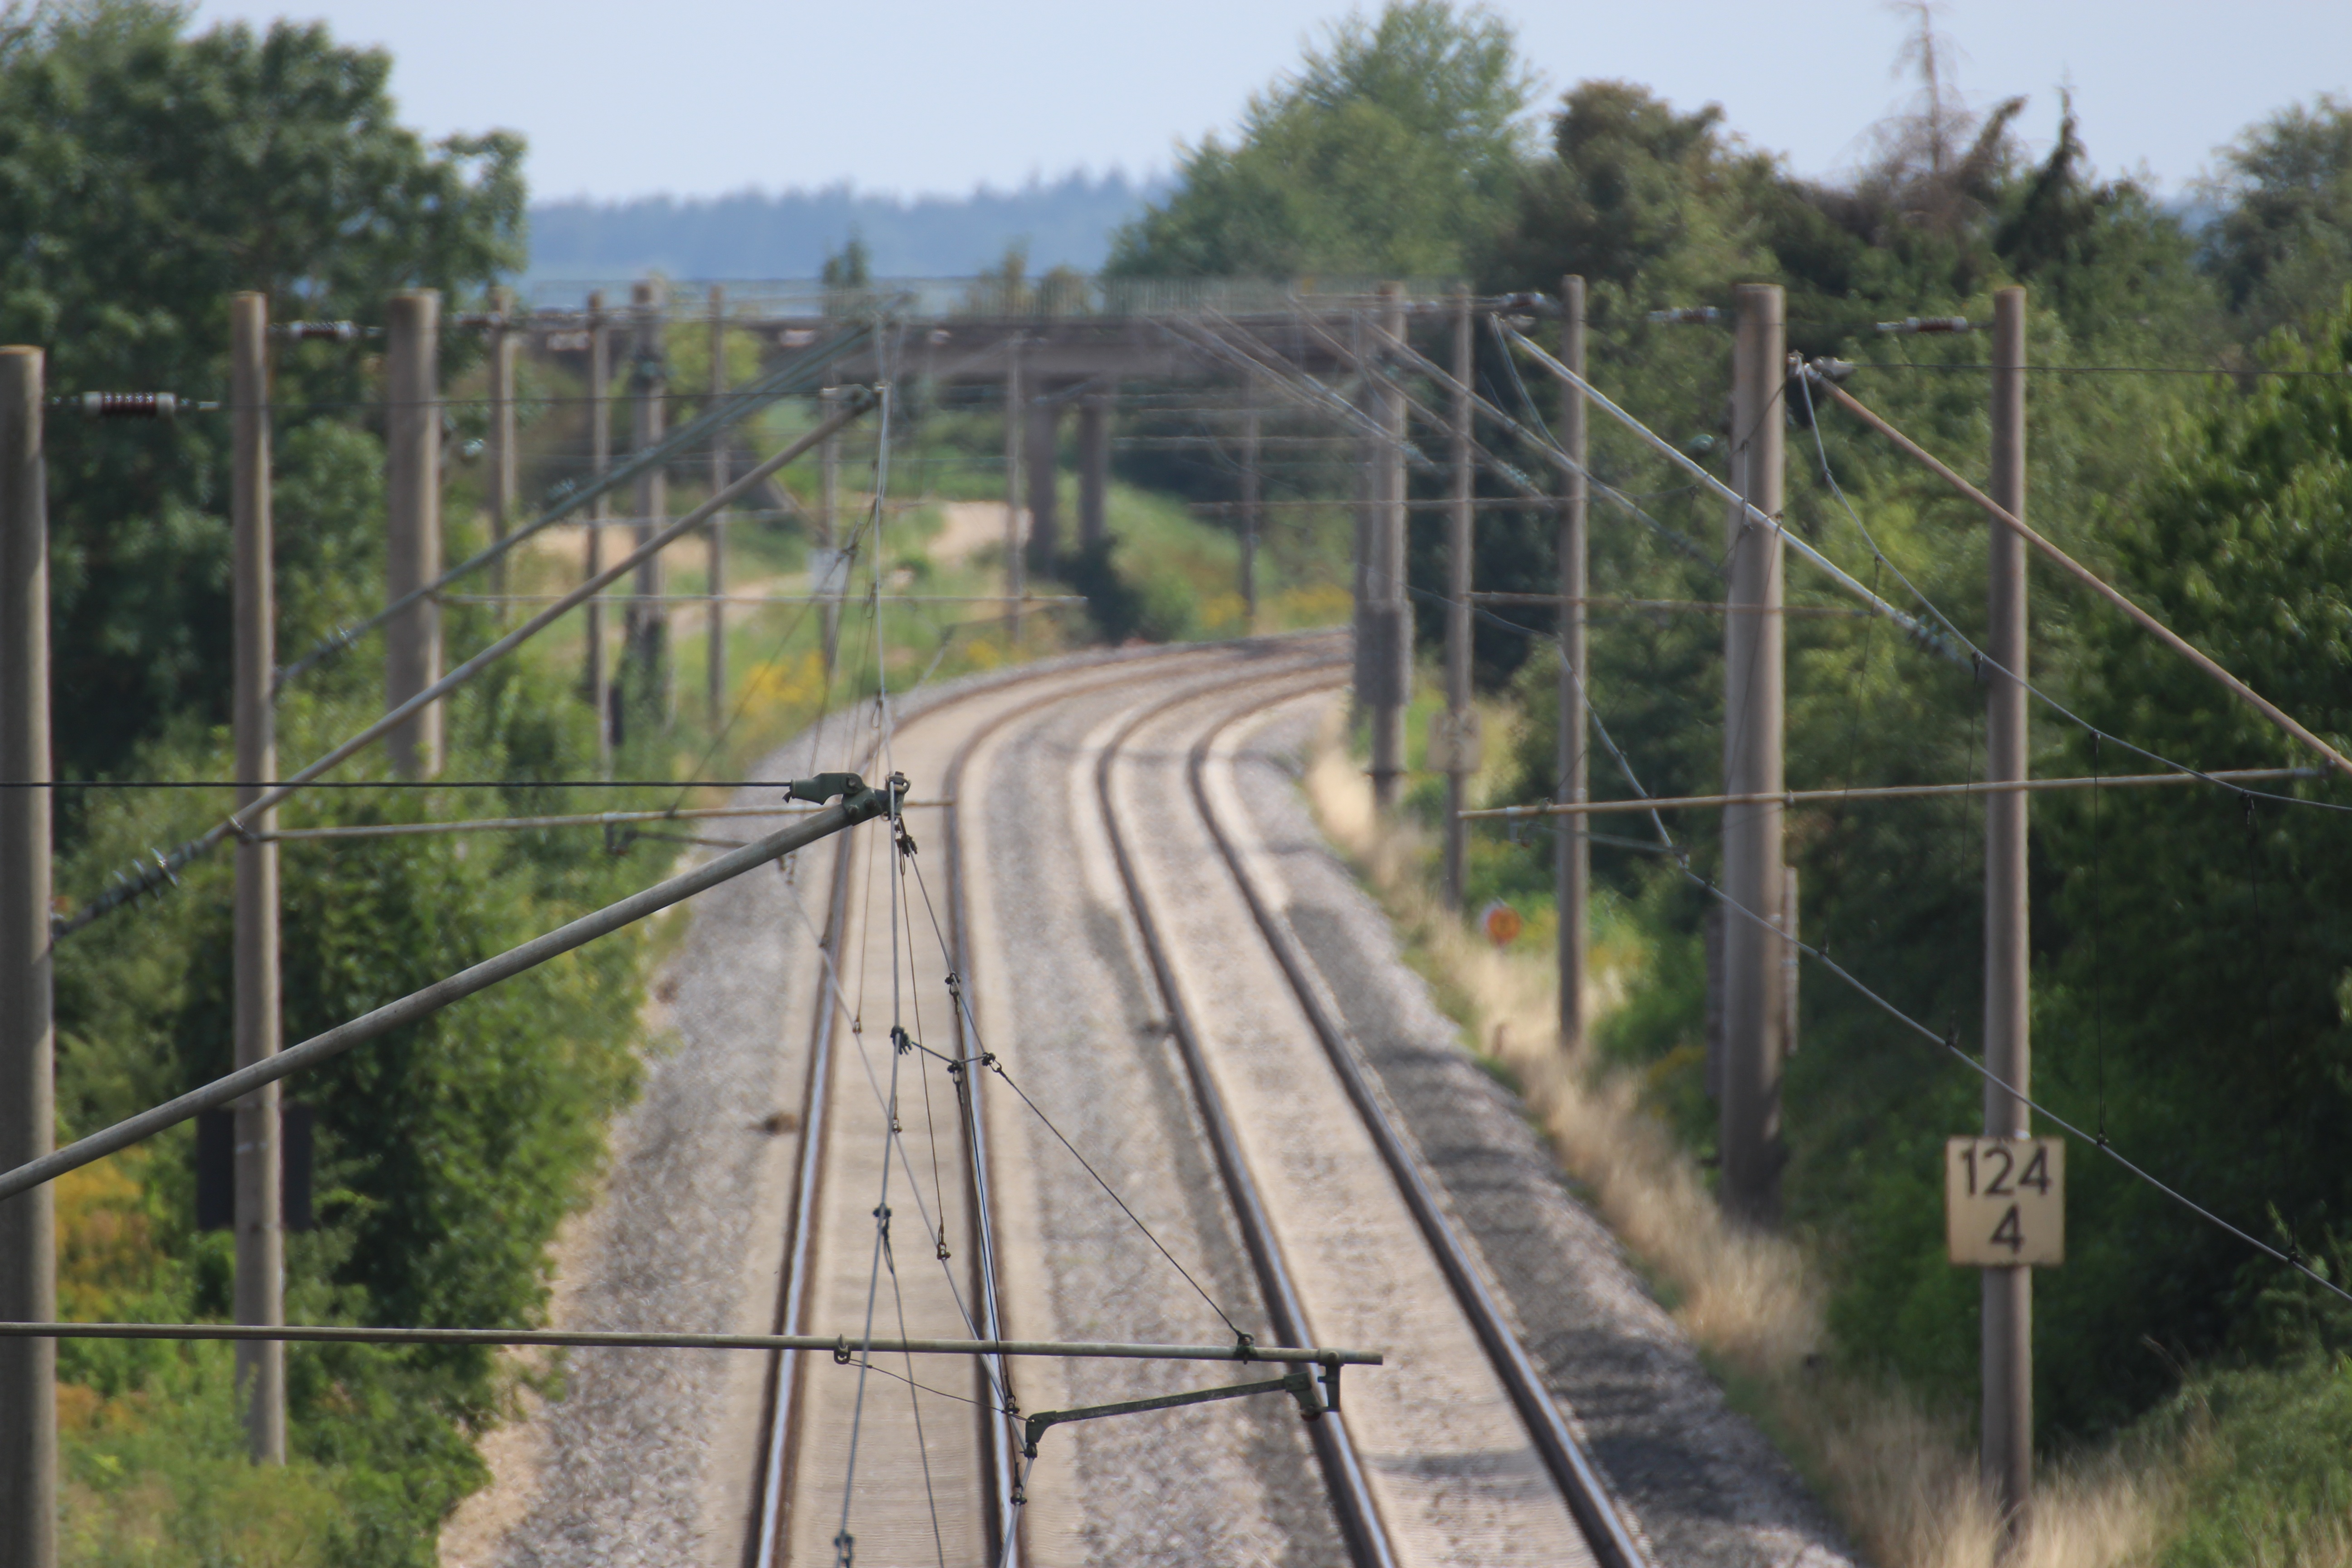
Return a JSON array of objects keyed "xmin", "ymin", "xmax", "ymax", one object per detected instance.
[{"xmin": 736, "ymin": 642, "xmax": 1646, "ymax": 1567}]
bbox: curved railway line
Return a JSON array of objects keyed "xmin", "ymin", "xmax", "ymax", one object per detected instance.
[{"xmin": 733, "ymin": 642, "xmax": 1649, "ymax": 1567}]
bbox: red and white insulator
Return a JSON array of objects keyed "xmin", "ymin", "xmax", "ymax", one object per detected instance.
[{"xmin": 74, "ymin": 392, "xmax": 180, "ymax": 417}]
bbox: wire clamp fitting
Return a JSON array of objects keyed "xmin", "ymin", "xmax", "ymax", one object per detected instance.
[
  {"xmin": 832, "ymin": 1337, "xmax": 852, "ymax": 1365},
  {"xmin": 1233, "ymin": 1332, "xmax": 1256, "ymax": 1361},
  {"xmin": 890, "ymin": 1025, "xmax": 912, "ymax": 1057},
  {"xmin": 783, "ymin": 772, "xmax": 867, "ymax": 807}
]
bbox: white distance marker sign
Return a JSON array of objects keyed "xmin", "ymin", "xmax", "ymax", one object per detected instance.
[{"xmin": 1945, "ymin": 1137, "xmax": 2065, "ymax": 1267}]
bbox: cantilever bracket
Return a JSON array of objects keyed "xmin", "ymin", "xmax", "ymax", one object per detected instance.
[{"xmin": 1020, "ymin": 1368, "xmax": 1323, "ymax": 1459}]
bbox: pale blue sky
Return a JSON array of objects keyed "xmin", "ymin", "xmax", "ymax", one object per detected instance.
[{"xmin": 191, "ymin": 0, "xmax": 2351, "ymax": 203}]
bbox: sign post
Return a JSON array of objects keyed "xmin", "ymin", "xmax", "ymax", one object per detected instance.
[{"xmin": 1946, "ymin": 1137, "xmax": 2065, "ymax": 1267}]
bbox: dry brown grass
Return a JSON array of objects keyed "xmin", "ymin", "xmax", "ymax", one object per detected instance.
[{"xmin": 1300, "ymin": 729, "xmax": 2167, "ymax": 1568}]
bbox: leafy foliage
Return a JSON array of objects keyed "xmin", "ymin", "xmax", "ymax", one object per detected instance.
[
  {"xmin": 0, "ymin": 0, "xmax": 523, "ymax": 779},
  {"xmin": 1106, "ymin": 2, "xmax": 1532, "ymax": 279},
  {"xmin": 2023, "ymin": 298, "xmax": 2352, "ymax": 1426},
  {"xmin": 54, "ymin": 662, "xmax": 654, "ymax": 1558},
  {"xmin": 2200, "ymin": 96, "xmax": 2352, "ymax": 339},
  {"xmin": 6, "ymin": 4, "xmax": 643, "ymax": 1557}
]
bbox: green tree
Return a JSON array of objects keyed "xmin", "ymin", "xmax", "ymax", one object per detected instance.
[
  {"xmin": 0, "ymin": 0, "xmax": 524, "ymax": 779},
  {"xmin": 53, "ymin": 662, "xmax": 655, "ymax": 1559},
  {"xmin": 2026, "ymin": 294, "xmax": 2352, "ymax": 1427},
  {"xmin": 822, "ymin": 229, "xmax": 872, "ymax": 289},
  {"xmin": 1494, "ymin": 81, "xmax": 1771, "ymax": 299},
  {"xmin": 1105, "ymin": 1, "xmax": 1534, "ymax": 279},
  {"xmin": 2200, "ymin": 97, "xmax": 2352, "ymax": 338}
]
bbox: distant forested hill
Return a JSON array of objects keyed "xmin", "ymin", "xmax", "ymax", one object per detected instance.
[{"xmin": 524, "ymin": 169, "xmax": 1165, "ymax": 289}]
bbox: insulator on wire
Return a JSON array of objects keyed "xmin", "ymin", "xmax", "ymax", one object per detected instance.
[
  {"xmin": 270, "ymin": 320, "xmax": 370, "ymax": 343},
  {"xmin": 1648, "ymin": 306, "xmax": 1721, "ymax": 326},
  {"xmin": 1877, "ymin": 316, "xmax": 1974, "ymax": 335},
  {"xmin": 65, "ymin": 392, "xmax": 183, "ymax": 418}
]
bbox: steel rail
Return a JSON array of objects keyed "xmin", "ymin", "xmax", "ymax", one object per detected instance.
[
  {"xmin": 750, "ymin": 797, "xmax": 858, "ymax": 1568},
  {"xmin": 937, "ymin": 674, "xmax": 1117, "ymax": 1568},
  {"xmin": 1095, "ymin": 658, "xmax": 1400, "ymax": 1568},
  {"xmin": 925, "ymin": 640, "xmax": 1337, "ymax": 1565},
  {"xmin": 753, "ymin": 662, "xmax": 1092, "ymax": 1568},
  {"xmin": 1189, "ymin": 689, "xmax": 1654, "ymax": 1568},
  {"xmin": 748, "ymin": 643, "xmax": 1333, "ymax": 1568}
]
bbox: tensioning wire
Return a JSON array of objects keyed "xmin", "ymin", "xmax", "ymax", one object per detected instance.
[
  {"xmin": 1485, "ymin": 314, "xmax": 1724, "ymax": 574},
  {"xmin": 1861, "ymin": 362, "xmax": 2352, "ymax": 380}
]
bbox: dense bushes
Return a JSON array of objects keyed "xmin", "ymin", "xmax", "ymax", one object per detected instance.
[
  {"xmin": 54, "ymin": 665, "xmax": 663, "ymax": 1560},
  {"xmin": 2, "ymin": 3, "xmax": 652, "ymax": 1558}
]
